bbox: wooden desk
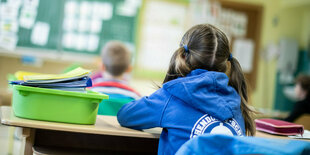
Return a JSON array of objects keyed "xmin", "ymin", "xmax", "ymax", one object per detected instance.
[
  {"xmin": 1, "ymin": 106, "xmax": 308, "ymax": 154},
  {"xmin": 0, "ymin": 106, "xmax": 160, "ymax": 155},
  {"xmin": 256, "ymin": 131, "xmax": 310, "ymax": 142}
]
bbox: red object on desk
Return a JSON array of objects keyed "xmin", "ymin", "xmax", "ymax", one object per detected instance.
[{"xmin": 255, "ymin": 119, "xmax": 304, "ymax": 136}]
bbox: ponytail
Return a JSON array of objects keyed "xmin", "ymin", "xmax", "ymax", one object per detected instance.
[
  {"xmin": 229, "ymin": 57, "xmax": 256, "ymax": 136},
  {"xmin": 163, "ymin": 47, "xmax": 191, "ymax": 84}
]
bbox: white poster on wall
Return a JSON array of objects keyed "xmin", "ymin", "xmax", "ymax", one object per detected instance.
[
  {"xmin": 138, "ymin": 0, "xmax": 186, "ymax": 71},
  {"xmin": 277, "ymin": 38, "xmax": 298, "ymax": 84},
  {"xmin": 0, "ymin": 2, "xmax": 21, "ymax": 51},
  {"xmin": 19, "ymin": 0, "xmax": 39, "ymax": 29},
  {"xmin": 62, "ymin": 32, "xmax": 76, "ymax": 48},
  {"xmin": 75, "ymin": 34, "xmax": 88, "ymax": 50},
  {"xmin": 0, "ymin": 34, "xmax": 18, "ymax": 50},
  {"xmin": 63, "ymin": 17, "xmax": 77, "ymax": 31},
  {"xmin": 93, "ymin": 2, "xmax": 113, "ymax": 20},
  {"xmin": 87, "ymin": 34, "xmax": 99, "ymax": 52},
  {"xmin": 116, "ymin": 0, "xmax": 141, "ymax": 17},
  {"xmin": 0, "ymin": 19, "xmax": 19, "ymax": 33},
  {"xmin": 232, "ymin": 39, "xmax": 255, "ymax": 73},
  {"xmin": 64, "ymin": 1, "xmax": 78, "ymax": 16},
  {"xmin": 19, "ymin": 7, "xmax": 37, "ymax": 29},
  {"xmin": 31, "ymin": 22, "xmax": 50, "ymax": 46}
]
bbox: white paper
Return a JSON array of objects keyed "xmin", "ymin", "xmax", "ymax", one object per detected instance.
[
  {"xmin": 63, "ymin": 17, "xmax": 77, "ymax": 31},
  {"xmin": 75, "ymin": 34, "xmax": 88, "ymax": 50},
  {"xmin": 138, "ymin": 1, "xmax": 186, "ymax": 71},
  {"xmin": 7, "ymin": 0, "xmax": 23, "ymax": 9},
  {"xmin": 0, "ymin": 2, "xmax": 20, "ymax": 51},
  {"xmin": 232, "ymin": 39, "xmax": 255, "ymax": 73},
  {"xmin": 117, "ymin": 1, "xmax": 137, "ymax": 17},
  {"xmin": 31, "ymin": 22, "xmax": 50, "ymax": 46},
  {"xmin": 19, "ymin": 7, "xmax": 37, "ymax": 29},
  {"xmin": 92, "ymin": 2, "xmax": 113, "ymax": 20},
  {"xmin": 0, "ymin": 34, "xmax": 18, "ymax": 50},
  {"xmin": 117, "ymin": 0, "xmax": 141, "ymax": 17},
  {"xmin": 79, "ymin": 1, "xmax": 92, "ymax": 18},
  {"xmin": 78, "ymin": 19, "xmax": 89, "ymax": 32},
  {"xmin": 87, "ymin": 34, "xmax": 99, "ymax": 52},
  {"xmin": 90, "ymin": 19, "xmax": 102, "ymax": 33},
  {"xmin": 277, "ymin": 38, "xmax": 298, "ymax": 73},
  {"xmin": 23, "ymin": 0, "xmax": 39, "ymax": 8},
  {"xmin": 126, "ymin": 0, "xmax": 142, "ymax": 8},
  {"xmin": 65, "ymin": 1, "xmax": 79, "ymax": 17},
  {"xmin": 289, "ymin": 130, "xmax": 310, "ymax": 139},
  {"xmin": 0, "ymin": 3, "xmax": 19, "ymax": 19},
  {"xmin": 263, "ymin": 43, "xmax": 279, "ymax": 61},
  {"xmin": 1, "ymin": 19, "xmax": 19, "ymax": 33},
  {"xmin": 62, "ymin": 32, "xmax": 76, "ymax": 48}
]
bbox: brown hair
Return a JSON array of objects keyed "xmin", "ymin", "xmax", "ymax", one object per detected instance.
[
  {"xmin": 296, "ymin": 74, "xmax": 310, "ymax": 98},
  {"xmin": 101, "ymin": 41, "xmax": 131, "ymax": 76},
  {"xmin": 163, "ymin": 24, "xmax": 255, "ymax": 136}
]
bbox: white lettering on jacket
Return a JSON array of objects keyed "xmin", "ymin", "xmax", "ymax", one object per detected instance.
[{"xmin": 190, "ymin": 114, "xmax": 243, "ymax": 138}]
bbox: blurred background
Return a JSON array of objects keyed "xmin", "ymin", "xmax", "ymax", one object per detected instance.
[{"xmin": 0, "ymin": 0, "xmax": 309, "ymax": 153}]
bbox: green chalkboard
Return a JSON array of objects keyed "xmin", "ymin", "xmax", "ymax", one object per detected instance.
[
  {"xmin": 17, "ymin": 0, "xmax": 63, "ymax": 50},
  {"xmin": 16, "ymin": 0, "xmax": 139, "ymax": 55}
]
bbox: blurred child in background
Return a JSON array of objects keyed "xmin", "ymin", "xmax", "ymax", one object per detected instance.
[
  {"xmin": 284, "ymin": 74, "xmax": 310, "ymax": 122},
  {"xmin": 90, "ymin": 41, "xmax": 140, "ymax": 100}
]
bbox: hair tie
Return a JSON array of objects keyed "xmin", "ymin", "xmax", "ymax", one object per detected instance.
[
  {"xmin": 183, "ymin": 45, "xmax": 189, "ymax": 53},
  {"xmin": 228, "ymin": 53, "xmax": 233, "ymax": 61}
]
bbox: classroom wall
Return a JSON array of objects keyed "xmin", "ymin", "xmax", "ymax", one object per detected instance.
[
  {"xmin": 301, "ymin": 9, "xmax": 310, "ymax": 49},
  {"xmin": 227, "ymin": 0, "xmax": 310, "ymax": 110}
]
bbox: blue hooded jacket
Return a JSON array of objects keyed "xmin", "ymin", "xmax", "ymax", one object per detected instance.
[{"xmin": 117, "ymin": 69, "xmax": 246, "ymax": 154}]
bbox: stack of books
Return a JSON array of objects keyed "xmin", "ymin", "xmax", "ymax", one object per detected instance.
[{"xmin": 9, "ymin": 67, "xmax": 92, "ymax": 92}]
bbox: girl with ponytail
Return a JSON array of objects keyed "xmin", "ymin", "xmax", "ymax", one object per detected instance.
[{"xmin": 117, "ymin": 24, "xmax": 256, "ymax": 154}]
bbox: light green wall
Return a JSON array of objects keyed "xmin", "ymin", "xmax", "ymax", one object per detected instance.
[
  {"xmin": 301, "ymin": 8, "xmax": 310, "ymax": 49},
  {"xmin": 227, "ymin": 0, "xmax": 309, "ymax": 110}
]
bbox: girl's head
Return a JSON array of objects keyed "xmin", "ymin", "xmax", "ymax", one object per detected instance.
[{"xmin": 164, "ymin": 24, "xmax": 255, "ymax": 136}]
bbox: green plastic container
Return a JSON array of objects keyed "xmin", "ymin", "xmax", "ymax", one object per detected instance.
[
  {"xmin": 98, "ymin": 97, "xmax": 134, "ymax": 116},
  {"xmin": 12, "ymin": 85, "xmax": 108, "ymax": 124}
]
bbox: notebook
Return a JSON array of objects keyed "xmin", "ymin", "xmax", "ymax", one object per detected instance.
[
  {"xmin": 255, "ymin": 119, "xmax": 304, "ymax": 136},
  {"xmin": 9, "ymin": 77, "xmax": 92, "ymax": 88},
  {"xmin": 9, "ymin": 67, "xmax": 92, "ymax": 92},
  {"xmin": 23, "ymin": 67, "xmax": 91, "ymax": 81},
  {"xmin": 289, "ymin": 130, "xmax": 310, "ymax": 139}
]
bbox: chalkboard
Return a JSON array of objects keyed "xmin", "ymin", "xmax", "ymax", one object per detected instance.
[{"xmin": 14, "ymin": 0, "xmax": 140, "ymax": 55}]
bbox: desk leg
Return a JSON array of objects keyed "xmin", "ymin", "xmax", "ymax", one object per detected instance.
[
  {"xmin": 7, "ymin": 127, "xmax": 15, "ymax": 155},
  {"xmin": 22, "ymin": 128, "xmax": 35, "ymax": 155}
]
